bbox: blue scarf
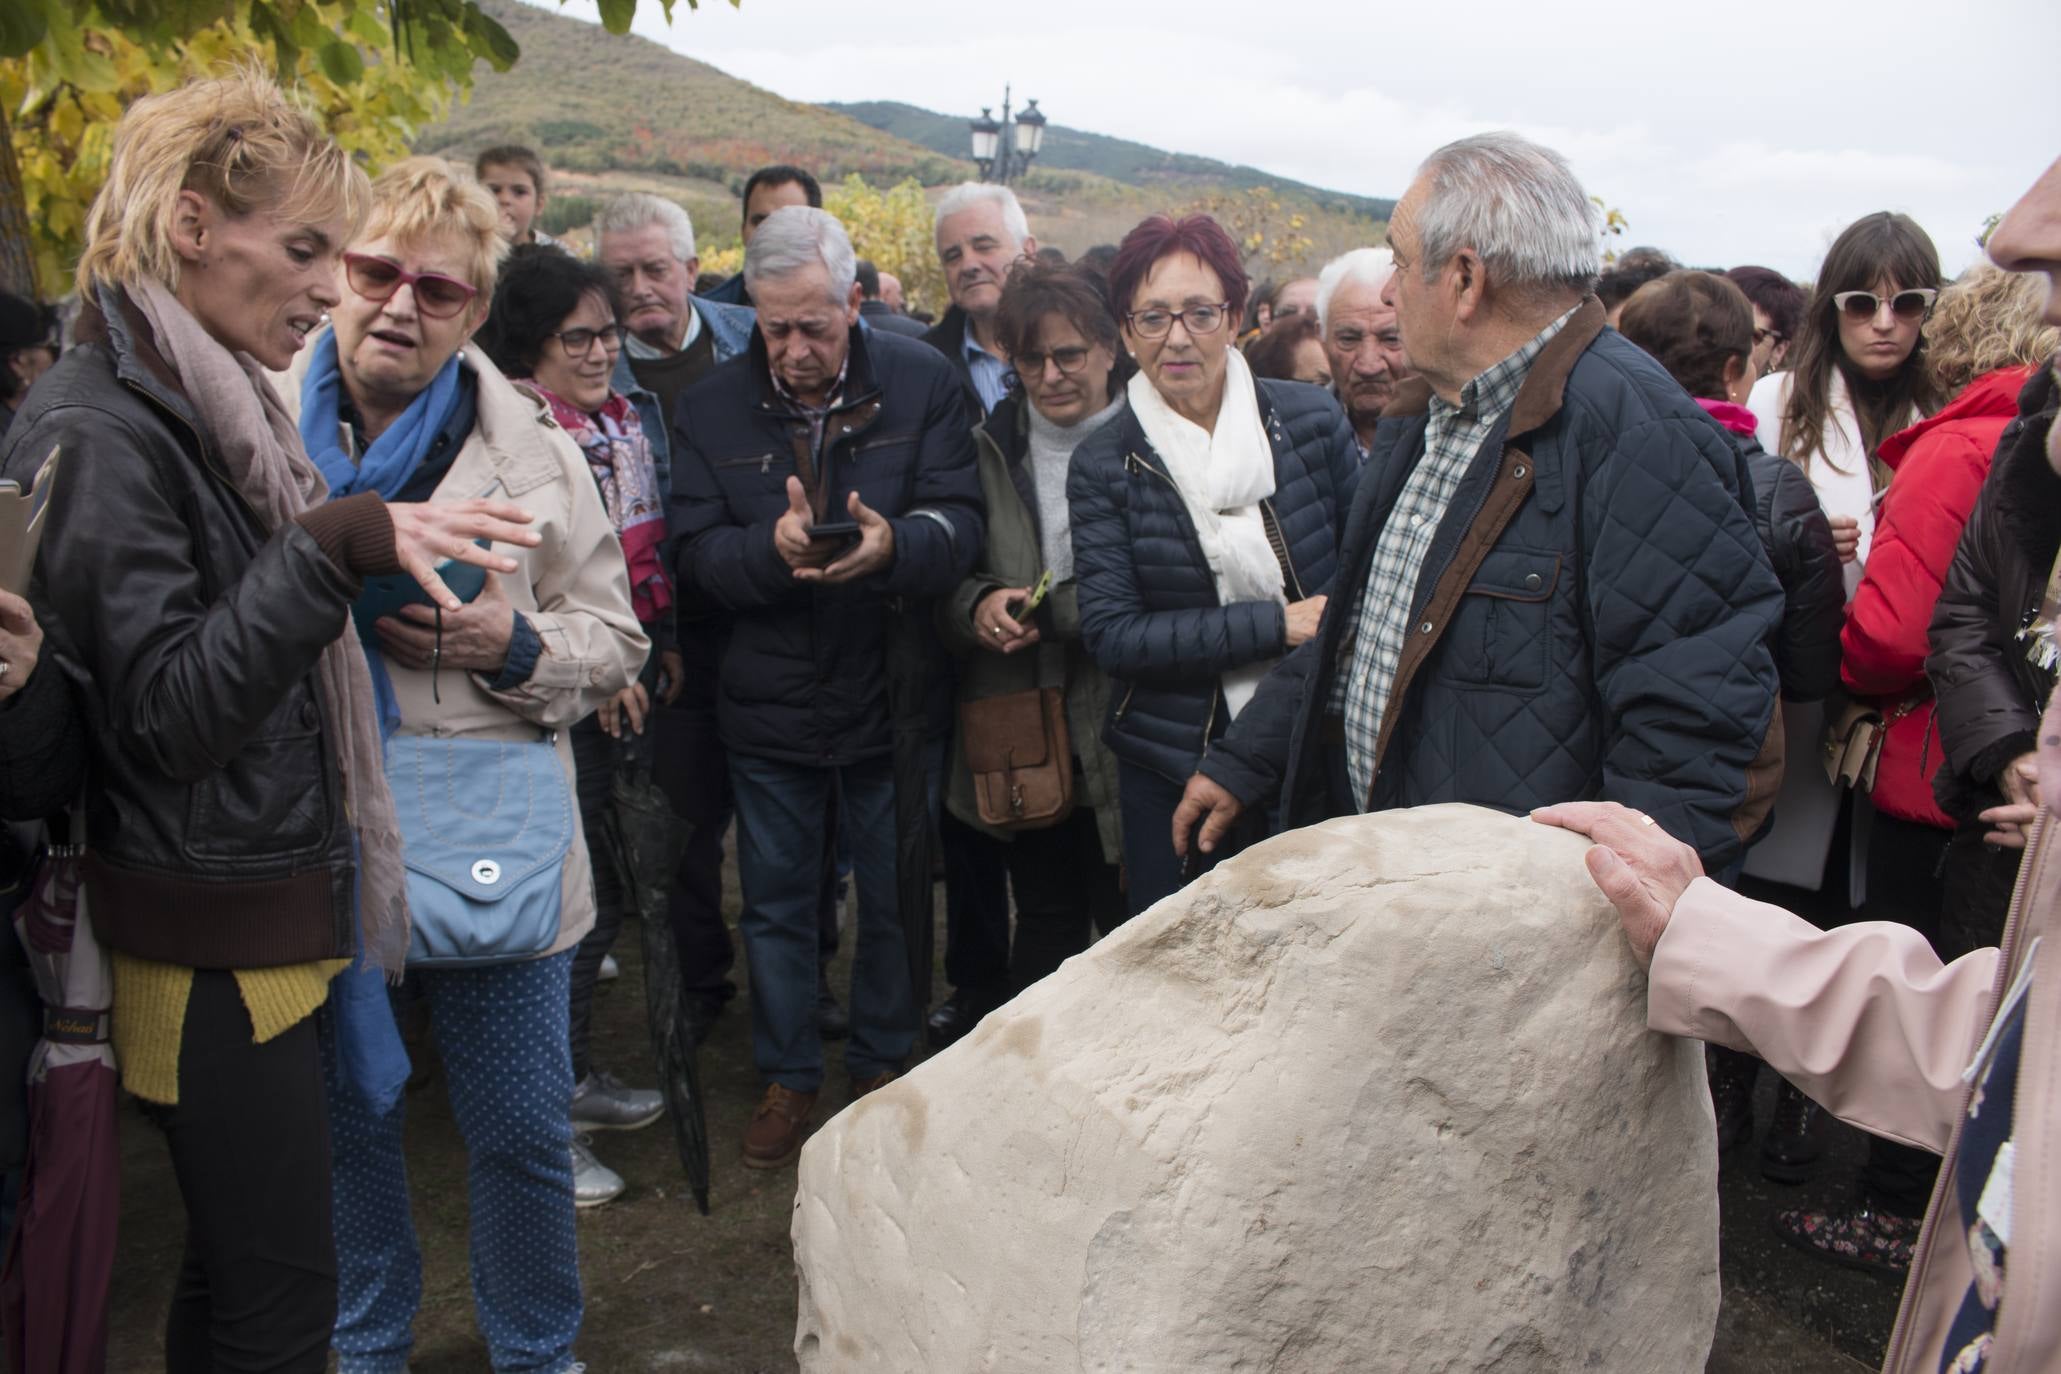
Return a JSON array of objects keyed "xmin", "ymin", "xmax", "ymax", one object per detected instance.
[
  {"xmin": 298, "ymin": 331, "xmax": 468, "ymax": 736},
  {"xmin": 299, "ymin": 331, "xmax": 468, "ymax": 1116}
]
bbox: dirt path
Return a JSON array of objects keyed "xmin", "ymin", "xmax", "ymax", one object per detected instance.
[{"xmin": 105, "ymin": 841, "xmax": 1899, "ymax": 1371}]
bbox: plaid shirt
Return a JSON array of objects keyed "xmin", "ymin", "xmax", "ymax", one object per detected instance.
[{"xmin": 1332, "ymin": 307, "xmax": 1576, "ymax": 809}]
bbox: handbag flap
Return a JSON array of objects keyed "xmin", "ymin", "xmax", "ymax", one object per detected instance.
[
  {"xmin": 961, "ymin": 691, "xmax": 1054, "ymax": 773},
  {"xmin": 385, "ymin": 736, "xmax": 573, "ymax": 903}
]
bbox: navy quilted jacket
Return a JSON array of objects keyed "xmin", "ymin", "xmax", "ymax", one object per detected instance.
[
  {"xmin": 1201, "ymin": 307, "xmax": 1784, "ymax": 869},
  {"xmin": 1068, "ymin": 378, "xmax": 1361, "ymax": 784}
]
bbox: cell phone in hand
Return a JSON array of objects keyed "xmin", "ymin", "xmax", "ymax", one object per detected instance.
[
  {"xmin": 1011, "ymin": 569, "xmax": 1054, "ymax": 618},
  {"xmin": 807, "ymin": 519, "xmax": 862, "ymax": 556}
]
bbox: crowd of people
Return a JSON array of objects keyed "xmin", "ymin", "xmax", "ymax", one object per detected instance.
[{"xmin": 0, "ymin": 61, "xmax": 2058, "ymax": 1374}]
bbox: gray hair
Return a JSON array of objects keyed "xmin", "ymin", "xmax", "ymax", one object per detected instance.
[
  {"xmin": 1411, "ymin": 132, "xmax": 1599, "ymax": 294},
  {"xmin": 593, "ymin": 192, "xmax": 696, "ymax": 262},
  {"xmin": 1316, "ymin": 247, "xmax": 1396, "ymax": 330},
  {"xmin": 744, "ymin": 205, "xmax": 857, "ymax": 303},
  {"xmin": 934, "ymin": 181, "xmax": 1030, "ymax": 247}
]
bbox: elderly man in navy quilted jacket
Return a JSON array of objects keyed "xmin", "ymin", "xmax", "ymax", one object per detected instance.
[
  {"xmin": 1175, "ymin": 132, "xmax": 1784, "ymax": 868},
  {"xmin": 670, "ymin": 206, "xmax": 983, "ymax": 1169}
]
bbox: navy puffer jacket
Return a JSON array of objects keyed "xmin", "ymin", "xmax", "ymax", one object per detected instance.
[
  {"xmin": 1068, "ymin": 377, "xmax": 1361, "ymax": 783},
  {"xmin": 1200, "ymin": 309, "xmax": 1785, "ymax": 870}
]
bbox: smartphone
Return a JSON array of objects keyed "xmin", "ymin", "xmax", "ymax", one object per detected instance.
[
  {"xmin": 1011, "ymin": 569, "xmax": 1054, "ymax": 618},
  {"xmin": 808, "ymin": 519, "xmax": 862, "ymax": 558}
]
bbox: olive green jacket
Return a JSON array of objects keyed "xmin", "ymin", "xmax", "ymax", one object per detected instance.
[{"xmin": 938, "ymin": 396, "xmax": 1122, "ymax": 863}]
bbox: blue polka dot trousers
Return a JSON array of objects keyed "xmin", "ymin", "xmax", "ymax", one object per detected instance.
[{"xmin": 322, "ymin": 950, "xmax": 582, "ymax": 1373}]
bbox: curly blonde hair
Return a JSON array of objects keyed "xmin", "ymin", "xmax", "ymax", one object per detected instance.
[
  {"xmin": 357, "ymin": 156, "xmax": 506, "ymax": 309},
  {"xmin": 1925, "ymin": 262, "xmax": 2061, "ymax": 399},
  {"xmin": 76, "ymin": 65, "xmax": 368, "ymax": 299}
]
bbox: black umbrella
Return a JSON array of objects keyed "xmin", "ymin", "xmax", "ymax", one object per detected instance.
[
  {"xmin": 603, "ymin": 732, "xmax": 710, "ymax": 1215},
  {"xmin": 884, "ymin": 605, "xmax": 936, "ymax": 1029}
]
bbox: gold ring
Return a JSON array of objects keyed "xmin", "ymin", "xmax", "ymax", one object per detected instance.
[{"xmin": 991, "ymin": 625, "xmax": 1005, "ymax": 638}]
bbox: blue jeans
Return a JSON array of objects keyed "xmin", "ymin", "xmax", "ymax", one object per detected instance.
[
  {"xmin": 729, "ymin": 751, "xmax": 914, "ymax": 1090},
  {"xmin": 324, "ymin": 951, "xmax": 581, "ymax": 1373}
]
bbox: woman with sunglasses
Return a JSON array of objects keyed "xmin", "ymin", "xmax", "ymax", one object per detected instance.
[
  {"xmin": 1749, "ymin": 212, "xmax": 1945, "ymax": 585},
  {"xmin": 1069, "ymin": 214, "xmax": 1359, "ymax": 914},
  {"xmin": 939, "ymin": 262, "xmax": 1130, "ymax": 990},
  {"xmin": 1739, "ymin": 213, "xmax": 1945, "ymax": 1209},
  {"xmin": 281, "ymin": 158, "xmax": 645, "ymax": 1373},
  {"xmin": 0, "ymin": 77, "xmax": 540, "ymax": 1371},
  {"xmin": 481, "ymin": 245, "xmax": 672, "ymax": 1208}
]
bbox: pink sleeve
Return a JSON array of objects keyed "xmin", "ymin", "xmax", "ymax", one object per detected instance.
[{"xmin": 1647, "ymin": 877, "xmax": 2000, "ymax": 1152}]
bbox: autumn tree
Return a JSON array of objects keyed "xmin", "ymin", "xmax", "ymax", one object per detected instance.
[
  {"xmin": 1178, "ymin": 186, "xmax": 1314, "ymax": 275},
  {"xmin": 823, "ymin": 174, "xmax": 945, "ymax": 316},
  {"xmin": 0, "ymin": 0, "xmax": 719, "ymax": 301}
]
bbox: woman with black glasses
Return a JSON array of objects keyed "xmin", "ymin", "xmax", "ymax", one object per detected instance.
[
  {"xmin": 481, "ymin": 245, "xmax": 672, "ymax": 1208},
  {"xmin": 1068, "ymin": 214, "xmax": 1359, "ymax": 914}
]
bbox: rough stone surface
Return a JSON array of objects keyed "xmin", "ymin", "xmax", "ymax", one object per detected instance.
[{"xmin": 793, "ymin": 804, "xmax": 1720, "ymax": 1372}]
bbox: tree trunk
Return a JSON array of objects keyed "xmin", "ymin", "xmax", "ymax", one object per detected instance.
[{"xmin": 0, "ymin": 98, "xmax": 39, "ymax": 301}]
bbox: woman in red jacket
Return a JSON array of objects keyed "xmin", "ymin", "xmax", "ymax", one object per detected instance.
[{"xmin": 1784, "ymin": 262, "xmax": 2059, "ymax": 1273}]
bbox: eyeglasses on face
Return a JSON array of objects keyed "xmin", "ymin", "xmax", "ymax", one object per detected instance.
[
  {"xmin": 547, "ymin": 324, "xmax": 624, "ymax": 358},
  {"xmin": 1012, "ymin": 345, "xmax": 1094, "ymax": 377},
  {"xmin": 1125, "ymin": 303, "xmax": 1230, "ymax": 340},
  {"xmin": 1831, "ymin": 288, "xmax": 1937, "ymax": 323},
  {"xmin": 1752, "ymin": 327, "xmax": 1786, "ymax": 347},
  {"xmin": 343, "ymin": 252, "xmax": 479, "ymax": 320}
]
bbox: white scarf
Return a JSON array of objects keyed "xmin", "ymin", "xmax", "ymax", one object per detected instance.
[{"xmin": 1127, "ymin": 347, "xmax": 1284, "ymax": 718}]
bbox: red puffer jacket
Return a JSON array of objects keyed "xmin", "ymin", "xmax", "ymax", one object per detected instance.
[{"xmin": 1843, "ymin": 365, "xmax": 2039, "ymax": 827}]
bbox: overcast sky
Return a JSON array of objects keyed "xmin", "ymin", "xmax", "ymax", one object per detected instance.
[{"xmin": 533, "ymin": 0, "xmax": 2059, "ymax": 281}]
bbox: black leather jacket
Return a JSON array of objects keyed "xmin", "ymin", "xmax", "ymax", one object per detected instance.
[{"xmin": 0, "ymin": 290, "xmax": 385, "ymax": 968}]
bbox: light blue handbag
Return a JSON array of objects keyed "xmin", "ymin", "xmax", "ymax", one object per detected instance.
[{"xmin": 384, "ymin": 733, "xmax": 573, "ymax": 968}]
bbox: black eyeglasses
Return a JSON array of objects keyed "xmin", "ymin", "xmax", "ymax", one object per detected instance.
[
  {"xmin": 1125, "ymin": 303, "xmax": 1230, "ymax": 339},
  {"xmin": 547, "ymin": 324, "xmax": 624, "ymax": 358},
  {"xmin": 1752, "ymin": 327, "xmax": 1786, "ymax": 347},
  {"xmin": 1012, "ymin": 345, "xmax": 1094, "ymax": 376},
  {"xmin": 1832, "ymin": 289, "xmax": 1937, "ymax": 323}
]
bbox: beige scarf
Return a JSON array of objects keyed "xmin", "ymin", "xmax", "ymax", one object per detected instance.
[{"xmin": 127, "ymin": 280, "xmax": 411, "ymax": 974}]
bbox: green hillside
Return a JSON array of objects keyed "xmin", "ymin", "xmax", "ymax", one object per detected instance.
[
  {"xmin": 418, "ymin": 0, "xmax": 1388, "ymax": 273},
  {"xmin": 826, "ymin": 100, "xmax": 1396, "ymax": 222}
]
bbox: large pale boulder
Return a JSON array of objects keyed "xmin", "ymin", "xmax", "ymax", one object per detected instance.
[{"xmin": 793, "ymin": 804, "xmax": 1719, "ymax": 1372}]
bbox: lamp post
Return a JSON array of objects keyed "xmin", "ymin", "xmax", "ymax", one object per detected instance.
[{"xmin": 968, "ymin": 85, "xmax": 1047, "ymax": 185}]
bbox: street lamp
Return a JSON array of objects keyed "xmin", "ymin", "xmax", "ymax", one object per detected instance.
[
  {"xmin": 967, "ymin": 86, "xmax": 1046, "ymax": 185},
  {"xmin": 969, "ymin": 107, "xmax": 1002, "ymax": 181}
]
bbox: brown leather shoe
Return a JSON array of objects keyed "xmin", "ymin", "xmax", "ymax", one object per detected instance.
[
  {"xmin": 741, "ymin": 1083, "xmax": 818, "ymax": 1169},
  {"xmin": 850, "ymin": 1070, "xmax": 897, "ymax": 1100}
]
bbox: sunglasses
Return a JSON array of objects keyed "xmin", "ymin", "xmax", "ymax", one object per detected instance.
[
  {"xmin": 1831, "ymin": 288, "xmax": 1937, "ymax": 323},
  {"xmin": 1011, "ymin": 345, "xmax": 1094, "ymax": 377},
  {"xmin": 343, "ymin": 252, "xmax": 479, "ymax": 320},
  {"xmin": 1752, "ymin": 327, "xmax": 1785, "ymax": 347}
]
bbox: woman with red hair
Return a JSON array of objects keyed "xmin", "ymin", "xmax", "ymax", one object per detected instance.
[{"xmin": 1067, "ymin": 215, "xmax": 1360, "ymax": 913}]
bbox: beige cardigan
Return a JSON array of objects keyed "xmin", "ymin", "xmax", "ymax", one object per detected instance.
[
  {"xmin": 277, "ymin": 340, "xmax": 648, "ymax": 958},
  {"xmin": 1650, "ymin": 698, "xmax": 2061, "ymax": 1370}
]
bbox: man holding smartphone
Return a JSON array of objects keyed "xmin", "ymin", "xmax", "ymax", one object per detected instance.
[{"xmin": 670, "ymin": 207, "xmax": 984, "ymax": 1169}]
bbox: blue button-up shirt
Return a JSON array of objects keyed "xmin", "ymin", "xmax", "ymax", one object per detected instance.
[{"xmin": 963, "ymin": 315, "xmax": 1010, "ymax": 414}]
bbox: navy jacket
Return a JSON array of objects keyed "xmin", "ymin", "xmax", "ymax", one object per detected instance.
[
  {"xmin": 1200, "ymin": 301, "xmax": 1785, "ymax": 869},
  {"xmin": 1068, "ymin": 378, "xmax": 1361, "ymax": 784},
  {"xmin": 668, "ymin": 324, "xmax": 984, "ymax": 765}
]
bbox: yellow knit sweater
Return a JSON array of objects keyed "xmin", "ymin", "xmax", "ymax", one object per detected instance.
[{"xmin": 112, "ymin": 953, "xmax": 348, "ymax": 1106}]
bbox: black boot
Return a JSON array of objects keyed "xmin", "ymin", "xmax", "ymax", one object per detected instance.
[
  {"xmin": 926, "ymin": 985, "xmax": 1003, "ymax": 1050},
  {"xmin": 1760, "ymin": 1078, "xmax": 1823, "ymax": 1184},
  {"xmin": 1707, "ymin": 1046, "xmax": 1758, "ymax": 1153}
]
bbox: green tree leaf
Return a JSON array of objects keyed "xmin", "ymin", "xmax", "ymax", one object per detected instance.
[
  {"xmin": 316, "ymin": 37, "xmax": 362, "ymax": 83},
  {"xmin": 595, "ymin": 0, "xmax": 637, "ymax": 35}
]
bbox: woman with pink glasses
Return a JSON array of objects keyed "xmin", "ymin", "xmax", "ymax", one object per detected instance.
[{"xmin": 283, "ymin": 157, "xmax": 644, "ymax": 1374}]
